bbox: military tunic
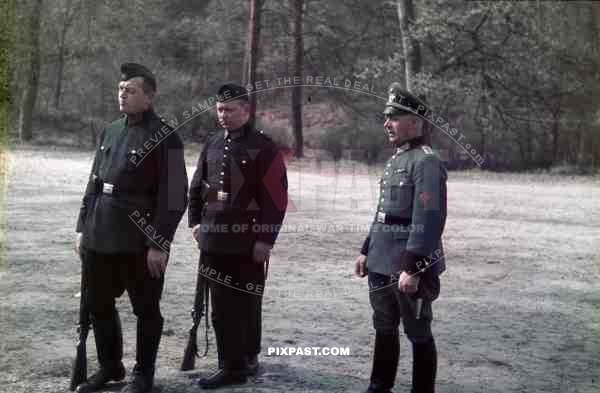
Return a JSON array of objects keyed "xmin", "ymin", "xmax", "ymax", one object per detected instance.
[
  {"xmin": 361, "ymin": 137, "xmax": 447, "ymax": 277},
  {"xmin": 188, "ymin": 122, "xmax": 288, "ymax": 370},
  {"xmin": 74, "ymin": 108, "xmax": 188, "ymax": 380},
  {"xmin": 189, "ymin": 123, "xmax": 288, "ymax": 254},
  {"xmin": 76, "ymin": 109, "xmax": 188, "ymax": 253}
]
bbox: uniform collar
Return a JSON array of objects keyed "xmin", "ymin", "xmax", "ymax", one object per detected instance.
[
  {"xmin": 395, "ymin": 142, "xmax": 411, "ymax": 155},
  {"xmin": 224, "ymin": 122, "xmax": 251, "ymax": 140},
  {"xmin": 395, "ymin": 136, "xmax": 424, "ymax": 154},
  {"xmin": 125, "ymin": 108, "xmax": 156, "ymax": 127}
]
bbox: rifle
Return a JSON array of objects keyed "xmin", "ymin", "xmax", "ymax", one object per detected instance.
[
  {"xmin": 69, "ymin": 256, "xmax": 90, "ymax": 391},
  {"xmin": 180, "ymin": 262, "xmax": 209, "ymax": 371}
]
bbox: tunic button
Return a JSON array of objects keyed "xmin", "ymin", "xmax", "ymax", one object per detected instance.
[
  {"xmin": 222, "ymin": 162, "xmax": 226, "ymax": 166},
  {"xmin": 131, "ymin": 149, "xmax": 136, "ymax": 154},
  {"xmin": 252, "ymin": 218, "xmax": 256, "ymax": 223},
  {"xmin": 385, "ymin": 172, "xmax": 389, "ymax": 176},
  {"xmin": 241, "ymin": 160, "xmax": 246, "ymax": 165},
  {"xmin": 224, "ymin": 154, "xmax": 227, "ymax": 158},
  {"xmin": 100, "ymin": 146, "xmax": 105, "ymax": 151},
  {"xmin": 227, "ymin": 138, "xmax": 231, "ymax": 143},
  {"xmin": 383, "ymin": 181, "xmax": 387, "ymax": 185},
  {"xmin": 219, "ymin": 180, "xmax": 223, "ymax": 184},
  {"xmin": 225, "ymin": 146, "xmax": 229, "ymax": 151},
  {"xmin": 220, "ymin": 171, "xmax": 224, "ymax": 175}
]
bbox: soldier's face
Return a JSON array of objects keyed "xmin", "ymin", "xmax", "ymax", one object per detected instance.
[
  {"xmin": 118, "ymin": 78, "xmax": 152, "ymax": 115},
  {"xmin": 216, "ymin": 101, "xmax": 250, "ymax": 130},
  {"xmin": 384, "ymin": 114, "xmax": 420, "ymax": 144}
]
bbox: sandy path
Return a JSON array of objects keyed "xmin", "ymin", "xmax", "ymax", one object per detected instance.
[{"xmin": 1, "ymin": 146, "xmax": 599, "ymax": 392}]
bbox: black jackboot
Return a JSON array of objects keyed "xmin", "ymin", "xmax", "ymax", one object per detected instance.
[
  {"xmin": 120, "ymin": 317, "xmax": 163, "ymax": 393},
  {"xmin": 76, "ymin": 310, "xmax": 125, "ymax": 393},
  {"xmin": 211, "ymin": 312, "xmax": 225, "ymax": 370},
  {"xmin": 410, "ymin": 337, "xmax": 437, "ymax": 393},
  {"xmin": 365, "ymin": 332, "xmax": 400, "ymax": 393},
  {"xmin": 198, "ymin": 320, "xmax": 247, "ymax": 389}
]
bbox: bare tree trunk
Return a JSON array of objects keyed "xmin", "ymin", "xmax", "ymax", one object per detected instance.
[
  {"xmin": 53, "ymin": 0, "xmax": 77, "ymax": 109},
  {"xmin": 290, "ymin": 0, "xmax": 304, "ymax": 157},
  {"xmin": 244, "ymin": 0, "xmax": 262, "ymax": 123},
  {"xmin": 54, "ymin": 42, "xmax": 65, "ymax": 108},
  {"xmin": 396, "ymin": 0, "xmax": 421, "ymax": 93},
  {"xmin": 550, "ymin": 100, "xmax": 560, "ymax": 164},
  {"xmin": 1, "ymin": 0, "xmax": 15, "ymax": 142},
  {"xmin": 18, "ymin": 0, "xmax": 43, "ymax": 142}
]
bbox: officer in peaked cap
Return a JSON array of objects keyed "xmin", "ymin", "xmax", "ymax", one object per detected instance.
[
  {"xmin": 188, "ymin": 83, "xmax": 288, "ymax": 389},
  {"xmin": 354, "ymin": 83, "xmax": 447, "ymax": 393},
  {"xmin": 74, "ymin": 62, "xmax": 188, "ymax": 393}
]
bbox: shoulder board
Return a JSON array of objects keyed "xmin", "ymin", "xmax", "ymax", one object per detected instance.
[
  {"xmin": 104, "ymin": 117, "xmax": 126, "ymax": 137},
  {"xmin": 255, "ymin": 128, "xmax": 273, "ymax": 142},
  {"xmin": 108, "ymin": 116, "xmax": 126, "ymax": 129},
  {"xmin": 99, "ymin": 117, "xmax": 126, "ymax": 147},
  {"xmin": 206, "ymin": 129, "xmax": 225, "ymax": 143},
  {"xmin": 159, "ymin": 116, "xmax": 175, "ymax": 132},
  {"xmin": 421, "ymin": 145, "xmax": 434, "ymax": 155}
]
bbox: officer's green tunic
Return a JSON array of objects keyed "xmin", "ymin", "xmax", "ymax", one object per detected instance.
[{"xmin": 361, "ymin": 137, "xmax": 447, "ymax": 277}]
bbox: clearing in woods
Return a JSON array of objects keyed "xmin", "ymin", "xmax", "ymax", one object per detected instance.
[{"xmin": 1, "ymin": 146, "xmax": 599, "ymax": 393}]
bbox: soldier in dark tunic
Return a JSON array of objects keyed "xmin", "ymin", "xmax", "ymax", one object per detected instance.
[
  {"xmin": 188, "ymin": 83, "xmax": 288, "ymax": 389},
  {"xmin": 354, "ymin": 83, "xmax": 447, "ymax": 393},
  {"xmin": 74, "ymin": 63, "xmax": 188, "ymax": 393}
]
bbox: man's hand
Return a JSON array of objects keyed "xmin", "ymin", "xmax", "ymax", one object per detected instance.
[
  {"xmin": 147, "ymin": 247, "xmax": 169, "ymax": 279},
  {"xmin": 354, "ymin": 254, "xmax": 368, "ymax": 278},
  {"xmin": 398, "ymin": 271, "xmax": 420, "ymax": 294},
  {"xmin": 75, "ymin": 233, "xmax": 82, "ymax": 255},
  {"xmin": 191, "ymin": 224, "xmax": 201, "ymax": 244},
  {"xmin": 252, "ymin": 241, "xmax": 272, "ymax": 264}
]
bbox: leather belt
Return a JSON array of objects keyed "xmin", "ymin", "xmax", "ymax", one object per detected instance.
[
  {"xmin": 206, "ymin": 189, "xmax": 231, "ymax": 202},
  {"xmin": 93, "ymin": 178, "xmax": 153, "ymax": 201},
  {"xmin": 376, "ymin": 211, "xmax": 412, "ymax": 226}
]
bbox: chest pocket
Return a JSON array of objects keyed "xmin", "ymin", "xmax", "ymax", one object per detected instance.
[
  {"xmin": 383, "ymin": 169, "xmax": 413, "ymax": 214},
  {"xmin": 125, "ymin": 147, "xmax": 141, "ymax": 172},
  {"xmin": 97, "ymin": 143, "xmax": 112, "ymax": 177},
  {"xmin": 206, "ymin": 145, "xmax": 225, "ymax": 184},
  {"xmin": 235, "ymin": 152, "xmax": 257, "ymax": 184}
]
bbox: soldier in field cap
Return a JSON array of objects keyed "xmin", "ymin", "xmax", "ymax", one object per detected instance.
[
  {"xmin": 354, "ymin": 83, "xmax": 447, "ymax": 393},
  {"xmin": 74, "ymin": 62, "xmax": 188, "ymax": 393},
  {"xmin": 188, "ymin": 82, "xmax": 288, "ymax": 389}
]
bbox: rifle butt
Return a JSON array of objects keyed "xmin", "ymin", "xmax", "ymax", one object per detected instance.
[
  {"xmin": 69, "ymin": 342, "xmax": 87, "ymax": 391},
  {"xmin": 180, "ymin": 338, "xmax": 198, "ymax": 371}
]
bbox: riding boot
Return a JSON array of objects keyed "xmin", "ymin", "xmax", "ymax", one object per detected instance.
[
  {"xmin": 365, "ymin": 332, "xmax": 400, "ymax": 393},
  {"xmin": 76, "ymin": 310, "xmax": 125, "ymax": 392},
  {"xmin": 410, "ymin": 337, "xmax": 437, "ymax": 393}
]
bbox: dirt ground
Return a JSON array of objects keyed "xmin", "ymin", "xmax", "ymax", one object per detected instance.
[{"xmin": 1, "ymin": 145, "xmax": 599, "ymax": 393}]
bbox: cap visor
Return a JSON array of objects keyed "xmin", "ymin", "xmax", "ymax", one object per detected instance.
[{"xmin": 383, "ymin": 106, "xmax": 411, "ymax": 116}]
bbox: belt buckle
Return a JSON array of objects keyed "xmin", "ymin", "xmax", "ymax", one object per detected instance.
[
  {"xmin": 217, "ymin": 191, "xmax": 229, "ymax": 201},
  {"xmin": 376, "ymin": 211, "xmax": 386, "ymax": 223},
  {"xmin": 102, "ymin": 183, "xmax": 114, "ymax": 195}
]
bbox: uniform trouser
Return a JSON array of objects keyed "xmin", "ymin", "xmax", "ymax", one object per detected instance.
[
  {"xmin": 368, "ymin": 271, "xmax": 439, "ymax": 393},
  {"xmin": 201, "ymin": 252, "xmax": 265, "ymax": 370},
  {"xmin": 81, "ymin": 246, "xmax": 165, "ymax": 377}
]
